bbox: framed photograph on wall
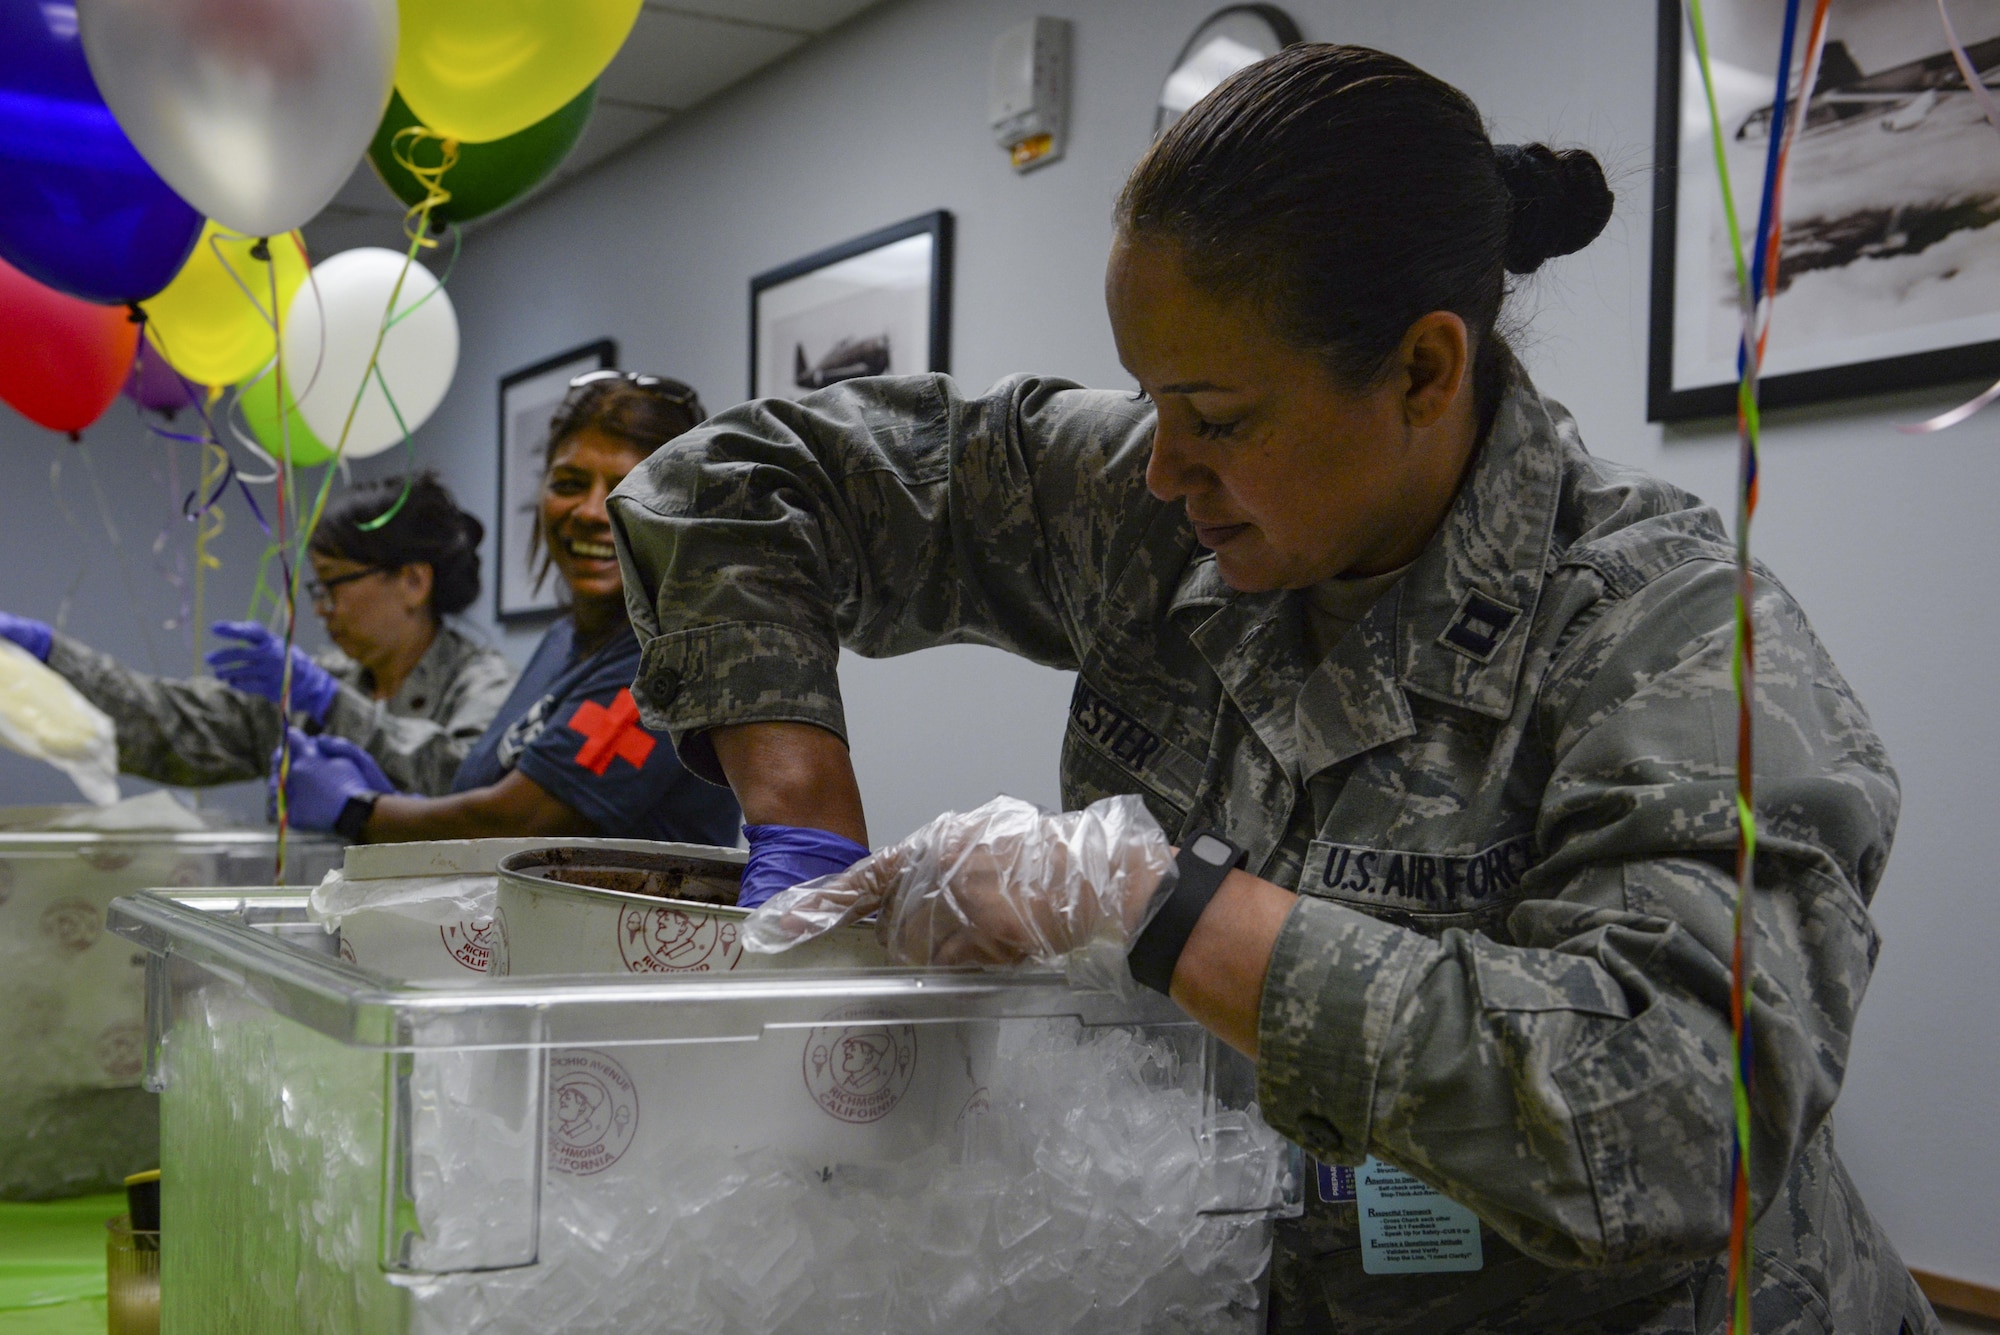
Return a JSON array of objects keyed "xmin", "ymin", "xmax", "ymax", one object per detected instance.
[
  {"xmin": 750, "ymin": 210, "xmax": 953, "ymax": 400},
  {"xmin": 496, "ymin": 339, "xmax": 615, "ymax": 621},
  {"xmin": 1649, "ymin": 0, "xmax": 2000, "ymax": 421}
]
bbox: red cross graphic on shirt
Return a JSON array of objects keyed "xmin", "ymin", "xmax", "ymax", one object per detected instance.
[{"xmin": 565, "ymin": 689, "xmax": 656, "ymax": 776}]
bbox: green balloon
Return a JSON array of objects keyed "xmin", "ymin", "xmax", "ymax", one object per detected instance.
[
  {"xmin": 369, "ymin": 83, "xmax": 597, "ymax": 224},
  {"xmin": 237, "ymin": 364, "xmax": 332, "ymax": 467}
]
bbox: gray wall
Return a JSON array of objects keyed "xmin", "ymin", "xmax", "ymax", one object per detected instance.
[
  {"xmin": 0, "ymin": 402, "xmax": 291, "ymax": 822},
  {"xmin": 1, "ymin": 0, "xmax": 1992, "ymax": 1288}
]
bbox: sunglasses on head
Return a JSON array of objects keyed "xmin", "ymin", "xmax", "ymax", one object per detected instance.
[{"xmin": 567, "ymin": 369, "xmax": 704, "ymax": 413}]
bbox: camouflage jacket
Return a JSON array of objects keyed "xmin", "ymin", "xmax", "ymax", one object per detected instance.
[
  {"xmin": 46, "ymin": 621, "xmax": 516, "ymax": 797},
  {"xmin": 609, "ymin": 371, "xmax": 1935, "ymax": 1334}
]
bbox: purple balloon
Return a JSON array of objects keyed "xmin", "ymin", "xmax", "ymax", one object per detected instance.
[
  {"xmin": 0, "ymin": 1, "xmax": 204, "ymax": 305},
  {"xmin": 123, "ymin": 339, "xmax": 196, "ymax": 414}
]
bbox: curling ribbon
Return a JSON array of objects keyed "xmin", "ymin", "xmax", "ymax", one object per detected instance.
[
  {"xmin": 270, "ymin": 132, "xmax": 455, "ymax": 874},
  {"xmin": 1684, "ymin": 1, "xmax": 1831, "ymax": 1329},
  {"xmin": 390, "ymin": 127, "xmax": 460, "ymax": 248}
]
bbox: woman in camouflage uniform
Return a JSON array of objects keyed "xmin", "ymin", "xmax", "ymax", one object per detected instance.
[
  {"xmin": 0, "ymin": 473, "xmax": 514, "ymax": 797},
  {"xmin": 608, "ymin": 45, "xmax": 1936, "ymax": 1335}
]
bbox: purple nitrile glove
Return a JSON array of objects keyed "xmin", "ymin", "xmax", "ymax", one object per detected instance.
[
  {"xmin": 267, "ymin": 728, "xmax": 381, "ymax": 832},
  {"xmin": 313, "ymin": 732, "xmax": 396, "ymax": 795},
  {"xmin": 208, "ymin": 620, "xmax": 340, "ymax": 723},
  {"xmin": 738, "ymin": 824, "xmax": 872, "ymax": 910},
  {"xmin": 0, "ymin": 612, "xmax": 53, "ymax": 663}
]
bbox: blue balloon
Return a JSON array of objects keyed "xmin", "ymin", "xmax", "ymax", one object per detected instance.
[{"xmin": 0, "ymin": 0, "xmax": 202, "ymax": 304}]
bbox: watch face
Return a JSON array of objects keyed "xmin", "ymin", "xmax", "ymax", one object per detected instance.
[{"xmin": 1190, "ymin": 833, "xmax": 1233, "ymax": 867}]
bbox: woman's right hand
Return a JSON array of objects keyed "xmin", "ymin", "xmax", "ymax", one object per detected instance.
[
  {"xmin": 738, "ymin": 824, "xmax": 871, "ymax": 909},
  {"xmin": 741, "ymin": 794, "xmax": 1174, "ymax": 974},
  {"xmin": 0, "ymin": 612, "xmax": 52, "ymax": 662}
]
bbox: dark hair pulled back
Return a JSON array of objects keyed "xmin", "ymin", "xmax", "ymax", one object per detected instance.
[
  {"xmin": 308, "ymin": 471, "xmax": 484, "ymax": 617},
  {"xmin": 1116, "ymin": 43, "xmax": 1613, "ymax": 426},
  {"xmin": 543, "ymin": 376, "xmax": 706, "ymax": 471},
  {"xmin": 530, "ymin": 374, "xmax": 707, "ymax": 591}
]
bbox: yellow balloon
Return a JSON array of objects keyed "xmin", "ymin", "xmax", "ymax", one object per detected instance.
[
  {"xmin": 397, "ymin": 0, "xmax": 640, "ymax": 143},
  {"xmin": 142, "ymin": 225, "xmax": 308, "ymax": 388}
]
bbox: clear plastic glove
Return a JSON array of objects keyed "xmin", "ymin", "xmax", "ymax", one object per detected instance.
[
  {"xmin": 0, "ymin": 612, "xmax": 52, "ymax": 663},
  {"xmin": 738, "ymin": 823, "xmax": 872, "ymax": 909},
  {"xmin": 267, "ymin": 727, "xmax": 390, "ymax": 831},
  {"xmin": 741, "ymin": 794, "xmax": 1175, "ymax": 991},
  {"xmin": 208, "ymin": 620, "xmax": 339, "ymax": 722}
]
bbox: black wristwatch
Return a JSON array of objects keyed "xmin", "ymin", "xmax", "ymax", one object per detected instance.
[
  {"xmin": 333, "ymin": 792, "xmax": 380, "ymax": 843},
  {"xmin": 1127, "ymin": 829, "xmax": 1247, "ymax": 995}
]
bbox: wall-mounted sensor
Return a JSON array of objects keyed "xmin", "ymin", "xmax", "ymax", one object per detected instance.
[{"xmin": 989, "ymin": 16, "xmax": 1071, "ymax": 173}]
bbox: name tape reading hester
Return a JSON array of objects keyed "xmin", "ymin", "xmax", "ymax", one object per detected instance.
[
  {"xmin": 1069, "ymin": 679, "xmax": 1165, "ymax": 769},
  {"xmin": 1308, "ymin": 834, "xmax": 1535, "ymax": 911}
]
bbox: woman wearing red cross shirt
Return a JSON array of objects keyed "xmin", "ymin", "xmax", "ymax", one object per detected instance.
[{"xmin": 273, "ymin": 375, "xmax": 741, "ymax": 847}]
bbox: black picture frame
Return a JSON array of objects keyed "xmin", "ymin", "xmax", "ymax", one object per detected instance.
[
  {"xmin": 495, "ymin": 338, "xmax": 616, "ymax": 622},
  {"xmin": 1648, "ymin": 0, "xmax": 2000, "ymax": 422},
  {"xmin": 749, "ymin": 210, "xmax": 953, "ymax": 400}
]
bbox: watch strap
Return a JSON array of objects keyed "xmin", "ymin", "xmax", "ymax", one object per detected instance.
[
  {"xmin": 1127, "ymin": 829, "xmax": 1247, "ymax": 995},
  {"xmin": 333, "ymin": 792, "xmax": 379, "ymax": 844}
]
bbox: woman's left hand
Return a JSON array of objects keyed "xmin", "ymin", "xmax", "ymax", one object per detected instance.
[
  {"xmin": 741, "ymin": 794, "xmax": 1174, "ymax": 975},
  {"xmin": 268, "ymin": 728, "xmax": 395, "ymax": 831},
  {"xmin": 208, "ymin": 621, "xmax": 340, "ymax": 721}
]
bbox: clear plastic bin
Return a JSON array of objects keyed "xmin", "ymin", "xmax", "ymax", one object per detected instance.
[
  {"xmin": 0, "ymin": 809, "xmax": 339, "ymax": 1200},
  {"xmin": 111, "ymin": 884, "xmax": 1302, "ymax": 1334}
]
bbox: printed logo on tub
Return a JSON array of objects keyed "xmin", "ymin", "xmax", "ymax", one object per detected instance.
[
  {"xmin": 548, "ymin": 1049, "xmax": 640, "ymax": 1177},
  {"xmin": 802, "ymin": 1005, "xmax": 918, "ymax": 1125},
  {"xmin": 16, "ymin": 991, "xmax": 63, "ymax": 1040},
  {"xmin": 39, "ymin": 898, "xmax": 101, "ymax": 955},
  {"xmin": 440, "ymin": 917, "xmax": 498, "ymax": 973},
  {"xmin": 97, "ymin": 1022, "xmax": 144, "ymax": 1081},
  {"xmin": 617, "ymin": 904, "xmax": 742, "ymax": 973},
  {"xmin": 487, "ymin": 910, "xmax": 510, "ymax": 975}
]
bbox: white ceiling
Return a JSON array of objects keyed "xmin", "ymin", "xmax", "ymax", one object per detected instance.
[{"xmin": 301, "ymin": 0, "xmax": 884, "ymax": 257}]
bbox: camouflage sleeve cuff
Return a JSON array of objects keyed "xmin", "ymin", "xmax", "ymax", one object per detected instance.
[
  {"xmin": 1256, "ymin": 896, "xmax": 1434, "ymax": 1165},
  {"xmin": 319, "ymin": 682, "xmax": 383, "ymax": 738},
  {"xmin": 45, "ymin": 631, "xmax": 102, "ymax": 681},
  {"xmin": 632, "ymin": 622, "xmax": 848, "ymax": 785}
]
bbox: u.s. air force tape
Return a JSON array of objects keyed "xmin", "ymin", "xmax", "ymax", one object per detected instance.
[{"xmin": 1305, "ymin": 834, "xmax": 1536, "ymax": 912}]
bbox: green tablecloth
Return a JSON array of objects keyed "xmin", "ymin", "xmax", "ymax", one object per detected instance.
[{"xmin": 0, "ymin": 1193, "xmax": 116, "ymax": 1334}]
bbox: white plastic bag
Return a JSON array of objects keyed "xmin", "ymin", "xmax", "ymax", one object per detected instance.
[
  {"xmin": 0, "ymin": 639, "xmax": 119, "ymax": 805},
  {"xmin": 308, "ymin": 867, "xmax": 497, "ymax": 930}
]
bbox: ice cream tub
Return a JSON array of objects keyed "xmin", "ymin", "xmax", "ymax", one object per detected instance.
[
  {"xmin": 321, "ymin": 837, "xmax": 673, "ymax": 982},
  {"xmin": 492, "ymin": 844, "xmax": 888, "ymax": 976}
]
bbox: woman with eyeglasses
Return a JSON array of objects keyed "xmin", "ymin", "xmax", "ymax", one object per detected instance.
[
  {"xmin": 272, "ymin": 373, "xmax": 740, "ymax": 847},
  {"xmin": 0, "ymin": 472, "xmax": 515, "ymax": 798}
]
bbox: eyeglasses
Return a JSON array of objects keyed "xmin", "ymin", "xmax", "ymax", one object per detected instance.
[
  {"xmin": 306, "ymin": 567, "xmax": 386, "ymax": 604},
  {"xmin": 567, "ymin": 369, "xmax": 704, "ymax": 413}
]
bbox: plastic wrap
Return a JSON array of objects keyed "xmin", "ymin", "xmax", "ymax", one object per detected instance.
[
  {"xmin": 743, "ymin": 794, "xmax": 1173, "ymax": 995},
  {"xmin": 0, "ymin": 639, "xmax": 119, "ymax": 805}
]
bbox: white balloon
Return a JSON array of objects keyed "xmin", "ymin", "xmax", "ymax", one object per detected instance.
[
  {"xmin": 282, "ymin": 248, "xmax": 458, "ymax": 459},
  {"xmin": 80, "ymin": 0, "xmax": 398, "ymax": 238}
]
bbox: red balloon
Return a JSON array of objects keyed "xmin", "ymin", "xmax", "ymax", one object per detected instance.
[{"xmin": 0, "ymin": 253, "xmax": 139, "ymax": 434}]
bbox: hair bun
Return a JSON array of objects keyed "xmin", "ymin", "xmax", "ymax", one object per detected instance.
[
  {"xmin": 1494, "ymin": 142, "xmax": 1613, "ymax": 275},
  {"xmin": 455, "ymin": 507, "xmax": 485, "ymax": 551}
]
